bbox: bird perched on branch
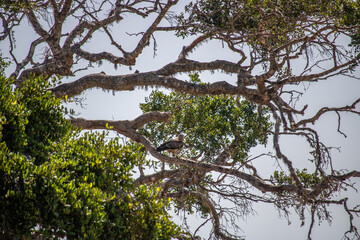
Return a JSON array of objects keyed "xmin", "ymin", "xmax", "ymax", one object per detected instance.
[{"xmin": 156, "ymin": 134, "xmax": 185, "ymax": 156}]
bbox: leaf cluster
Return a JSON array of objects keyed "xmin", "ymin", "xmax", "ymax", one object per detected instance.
[
  {"xmin": 140, "ymin": 73, "xmax": 272, "ymax": 163},
  {"xmin": 272, "ymin": 168, "xmax": 322, "ymax": 189},
  {"xmin": 0, "ymin": 69, "xmax": 179, "ymax": 239},
  {"xmin": 178, "ymin": 0, "xmax": 360, "ymax": 48},
  {"xmin": 0, "ymin": 0, "xmax": 28, "ymax": 14}
]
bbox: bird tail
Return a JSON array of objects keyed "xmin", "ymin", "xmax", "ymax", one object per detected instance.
[{"xmin": 156, "ymin": 146, "xmax": 166, "ymax": 152}]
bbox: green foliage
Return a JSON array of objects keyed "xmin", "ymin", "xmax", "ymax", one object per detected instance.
[
  {"xmin": 178, "ymin": 0, "xmax": 360, "ymax": 47},
  {"xmin": 350, "ymin": 34, "xmax": 360, "ymax": 54},
  {"xmin": 171, "ymin": 192, "xmax": 211, "ymax": 219},
  {"xmin": 140, "ymin": 73, "xmax": 272, "ymax": 217},
  {"xmin": 0, "ymin": 69, "xmax": 179, "ymax": 239},
  {"xmin": 0, "ymin": 68, "xmax": 74, "ymax": 165},
  {"xmin": 272, "ymin": 169, "xmax": 322, "ymax": 189},
  {"xmin": 0, "ymin": 0, "xmax": 26, "ymax": 13},
  {"xmin": 140, "ymin": 73, "xmax": 272, "ymax": 163},
  {"xmin": 104, "ymin": 185, "xmax": 179, "ymax": 240}
]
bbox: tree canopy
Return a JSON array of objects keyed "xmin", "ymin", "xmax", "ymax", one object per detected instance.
[
  {"xmin": 0, "ymin": 63, "xmax": 179, "ymax": 239},
  {"xmin": 0, "ymin": 0, "xmax": 360, "ymax": 239}
]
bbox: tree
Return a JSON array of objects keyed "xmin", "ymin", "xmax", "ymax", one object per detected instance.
[
  {"xmin": 1, "ymin": 0, "xmax": 360, "ymax": 239},
  {"xmin": 0, "ymin": 62, "xmax": 179, "ymax": 239}
]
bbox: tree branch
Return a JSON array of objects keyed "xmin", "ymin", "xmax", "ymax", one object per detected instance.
[
  {"xmin": 167, "ymin": 191, "xmax": 243, "ymax": 240},
  {"xmin": 52, "ymin": 71, "xmax": 242, "ymax": 98},
  {"xmin": 293, "ymin": 98, "xmax": 360, "ymax": 128},
  {"xmin": 135, "ymin": 169, "xmax": 181, "ymax": 186}
]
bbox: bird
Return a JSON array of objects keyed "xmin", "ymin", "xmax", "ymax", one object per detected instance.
[{"xmin": 156, "ymin": 134, "xmax": 185, "ymax": 156}]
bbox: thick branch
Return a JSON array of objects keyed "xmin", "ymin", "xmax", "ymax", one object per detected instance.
[
  {"xmin": 70, "ymin": 46, "xmax": 131, "ymax": 65},
  {"xmin": 70, "ymin": 111, "xmax": 171, "ymax": 134},
  {"xmin": 52, "ymin": 72, "xmax": 242, "ymax": 98},
  {"xmin": 24, "ymin": 1, "xmax": 51, "ymax": 42},
  {"xmin": 156, "ymin": 58, "xmax": 248, "ymax": 76}
]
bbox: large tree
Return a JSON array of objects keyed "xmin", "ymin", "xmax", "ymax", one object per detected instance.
[{"xmin": 1, "ymin": 0, "xmax": 360, "ymax": 239}]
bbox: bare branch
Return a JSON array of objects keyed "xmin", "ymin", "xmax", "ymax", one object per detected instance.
[
  {"xmin": 167, "ymin": 191, "xmax": 243, "ymax": 240},
  {"xmin": 294, "ymin": 98, "xmax": 360, "ymax": 128}
]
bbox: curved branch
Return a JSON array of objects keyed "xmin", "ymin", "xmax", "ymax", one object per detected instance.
[
  {"xmin": 167, "ymin": 191, "xmax": 243, "ymax": 240},
  {"xmin": 278, "ymin": 53, "xmax": 360, "ymax": 86},
  {"xmin": 331, "ymin": 171, "xmax": 360, "ymax": 181},
  {"xmin": 178, "ymin": 35, "xmax": 209, "ymax": 59},
  {"xmin": 0, "ymin": 12, "xmax": 24, "ymax": 41},
  {"xmin": 51, "ymin": 0, "xmax": 72, "ymax": 42},
  {"xmin": 269, "ymin": 104, "xmax": 305, "ymax": 193},
  {"xmin": 135, "ymin": 133, "xmax": 298, "ymax": 194},
  {"xmin": 64, "ymin": 3, "xmax": 123, "ymax": 49},
  {"xmin": 294, "ymin": 98, "xmax": 360, "ymax": 128},
  {"xmin": 124, "ymin": 0, "xmax": 177, "ymax": 62},
  {"xmin": 70, "ymin": 45, "xmax": 131, "ymax": 65},
  {"xmin": 156, "ymin": 58, "xmax": 248, "ymax": 76},
  {"xmin": 70, "ymin": 111, "xmax": 171, "ymax": 133},
  {"xmin": 24, "ymin": 1, "xmax": 51, "ymax": 42},
  {"xmin": 131, "ymin": 111, "xmax": 172, "ymax": 129},
  {"xmin": 52, "ymin": 72, "xmax": 242, "ymax": 98},
  {"xmin": 9, "ymin": 37, "xmax": 44, "ymax": 79}
]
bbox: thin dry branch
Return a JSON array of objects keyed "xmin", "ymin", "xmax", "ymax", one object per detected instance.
[
  {"xmin": 167, "ymin": 191, "xmax": 243, "ymax": 240},
  {"xmin": 294, "ymin": 98, "xmax": 360, "ymax": 128}
]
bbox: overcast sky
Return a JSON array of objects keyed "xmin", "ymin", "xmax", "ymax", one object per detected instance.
[{"xmin": 1, "ymin": 1, "xmax": 360, "ymax": 239}]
